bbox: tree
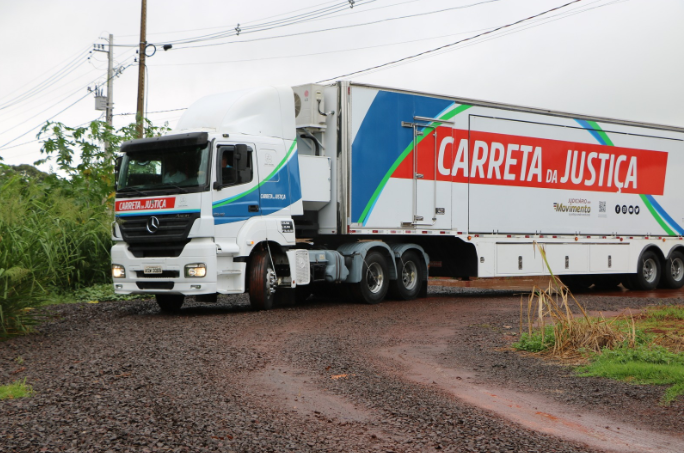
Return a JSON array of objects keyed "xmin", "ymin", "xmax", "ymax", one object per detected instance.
[{"xmin": 36, "ymin": 119, "xmax": 170, "ymax": 204}]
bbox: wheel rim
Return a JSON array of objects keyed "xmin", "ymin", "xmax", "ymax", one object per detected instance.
[
  {"xmin": 401, "ymin": 261, "xmax": 418, "ymax": 290},
  {"xmin": 670, "ymin": 257, "xmax": 684, "ymax": 282},
  {"xmin": 643, "ymin": 258, "xmax": 658, "ymax": 283},
  {"xmin": 266, "ymin": 268, "xmax": 277, "ymax": 295},
  {"xmin": 365, "ymin": 262, "xmax": 384, "ymax": 294}
]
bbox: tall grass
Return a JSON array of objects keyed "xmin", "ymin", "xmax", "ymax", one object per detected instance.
[
  {"xmin": 0, "ymin": 175, "xmax": 111, "ymax": 336},
  {"xmin": 513, "ymin": 242, "xmax": 684, "ymax": 403}
]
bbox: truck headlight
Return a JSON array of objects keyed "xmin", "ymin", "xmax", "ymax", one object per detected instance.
[
  {"xmin": 185, "ymin": 263, "xmax": 206, "ymax": 278},
  {"xmin": 112, "ymin": 264, "xmax": 126, "ymax": 278}
]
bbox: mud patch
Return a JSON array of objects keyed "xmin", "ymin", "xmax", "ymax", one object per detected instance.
[
  {"xmin": 255, "ymin": 365, "xmax": 373, "ymax": 424},
  {"xmin": 376, "ymin": 342, "xmax": 683, "ymax": 453}
]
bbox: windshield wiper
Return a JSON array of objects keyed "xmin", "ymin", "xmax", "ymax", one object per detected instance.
[
  {"xmin": 153, "ymin": 183, "xmax": 189, "ymax": 193},
  {"xmin": 117, "ymin": 187, "xmax": 147, "ymax": 197}
]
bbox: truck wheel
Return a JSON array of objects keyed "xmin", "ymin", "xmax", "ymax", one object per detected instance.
[
  {"xmin": 627, "ymin": 250, "xmax": 662, "ymax": 291},
  {"xmin": 349, "ymin": 251, "xmax": 389, "ymax": 304},
  {"xmin": 155, "ymin": 294, "xmax": 184, "ymax": 313},
  {"xmin": 388, "ymin": 251, "xmax": 425, "ymax": 300},
  {"xmin": 249, "ymin": 250, "xmax": 277, "ymax": 310},
  {"xmin": 660, "ymin": 250, "xmax": 684, "ymax": 289}
]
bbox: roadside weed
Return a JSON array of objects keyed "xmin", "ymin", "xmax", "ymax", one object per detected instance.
[
  {"xmin": 0, "ymin": 379, "xmax": 34, "ymax": 400},
  {"xmin": 513, "ymin": 241, "xmax": 685, "ymax": 404}
]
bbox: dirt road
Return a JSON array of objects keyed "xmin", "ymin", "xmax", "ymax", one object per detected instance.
[{"xmin": 0, "ymin": 284, "xmax": 683, "ymax": 452}]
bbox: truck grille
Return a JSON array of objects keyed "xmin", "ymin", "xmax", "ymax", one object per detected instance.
[
  {"xmin": 117, "ymin": 213, "xmax": 200, "ymax": 258},
  {"xmin": 135, "ymin": 270, "xmax": 180, "ymax": 278}
]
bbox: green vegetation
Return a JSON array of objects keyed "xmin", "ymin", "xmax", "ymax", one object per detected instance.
[
  {"xmin": 514, "ymin": 325, "xmax": 556, "ymax": 352},
  {"xmin": 579, "ymin": 344, "xmax": 684, "ymax": 403},
  {"xmin": 0, "ymin": 379, "xmax": 34, "ymax": 400},
  {"xmin": 0, "ymin": 119, "xmax": 168, "ymax": 337},
  {"xmin": 514, "ymin": 243, "xmax": 684, "ymax": 403}
]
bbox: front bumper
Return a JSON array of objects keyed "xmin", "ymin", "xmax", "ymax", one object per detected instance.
[{"xmin": 111, "ymin": 239, "xmax": 246, "ymax": 295}]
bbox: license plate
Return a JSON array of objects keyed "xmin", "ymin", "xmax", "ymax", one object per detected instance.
[{"xmin": 144, "ymin": 266, "xmax": 163, "ymax": 274}]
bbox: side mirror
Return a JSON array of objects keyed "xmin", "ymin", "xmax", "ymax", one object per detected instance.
[
  {"xmin": 235, "ymin": 144, "xmax": 249, "ymax": 172},
  {"xmin": 114, "ymin": 156, "xmax": 122, "ymax": 190}
]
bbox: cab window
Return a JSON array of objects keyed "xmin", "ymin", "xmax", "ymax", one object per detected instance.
[{"xmin": 218, "ymin": 145, "xmax": 253, "ymax": 187}]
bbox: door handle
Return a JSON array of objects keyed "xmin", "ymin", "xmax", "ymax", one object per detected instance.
[{"xmin": 248, "ymin": 205, "xmax": 259, "ymax": 212}]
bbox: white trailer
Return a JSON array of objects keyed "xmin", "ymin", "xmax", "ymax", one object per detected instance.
[{"xmin": 111, "ymin": 82, "xmax": 683, "ymax": 311}]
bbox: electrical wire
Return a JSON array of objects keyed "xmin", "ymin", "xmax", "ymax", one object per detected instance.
[
  {"xmin": 148, "ymin": 25, "xmax": 498, "ymax": 67},
  {"xmin": 155, "ymin": 0, "xmax": 379, "ymax": 47},
  {"xmin": 345, "ymin": 0, "xmax": 625, "ymax": 79},
  {"xmin": 0, "ymin": 54, "xmax": 137, "ymax": 132},
  {"xmin": 0, "ymin": 59, "xmax": 137, "ymax": 150},
  {"xmin": 0, "ymin": 45, "xmax": 91, "ymax": 103},
  {"xmin": 0, "ymin": 49, "xmax": 91, "ymax": 110},
  {"xmin": 114, "ymin": 108, "xmax": 187, "ymax": 116},
  {"xmin": 0, "ymin": 114, "xmax": 105, "ymax": 161},
  {"xmin": 317, "ymin": 0, "xmax": 590, "ymax": 82},
  {"xmin": 171, "ymin": 0, "xmax": 503, "ymax": 50}
]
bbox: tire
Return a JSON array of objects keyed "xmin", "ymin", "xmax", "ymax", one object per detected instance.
[
  {"xmin": 388, "ymin": 251, "xmax": 425, "ymax": 301},
  {"xmin": 627, "ymin": 250, "xmax": 662, "ymax": 291},
  {"xmin": 249, "ymin": 250, "xmax": 277, "ymax": 310},
  {"xmin": 349, "ymin": 251, "xmax": 389, "ymax": 305},
  {"xmin": 155, "ymin": 294, "xmax": 184, "ymax": 313},
  {"xmin": 660, "ymin": 250, "xmax": 684, "ymax": 289}
]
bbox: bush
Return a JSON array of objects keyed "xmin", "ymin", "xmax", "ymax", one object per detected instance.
[{"xmin": 0, "ymin": 174, "xmax": 111, "ymax": 336}]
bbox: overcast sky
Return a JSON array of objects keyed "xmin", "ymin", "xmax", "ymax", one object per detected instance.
[{"xmin": 0, "ymin": 0, "xmax": 683, "ymax": 170}]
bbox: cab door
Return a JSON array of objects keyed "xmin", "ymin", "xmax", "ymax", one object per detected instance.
[{"xmin": 211, "ymin": 143, "xmax": 258, "ymax": 229}]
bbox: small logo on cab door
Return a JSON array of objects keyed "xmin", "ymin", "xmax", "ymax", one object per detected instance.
[{"xmin": 146, "ymin": 216, "xmax": 160, "ymax": 234}]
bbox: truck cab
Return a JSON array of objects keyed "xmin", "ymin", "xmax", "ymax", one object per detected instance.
[{"xmin": 112, "ymin": 86, "xmax": 311, "ymax": 311}]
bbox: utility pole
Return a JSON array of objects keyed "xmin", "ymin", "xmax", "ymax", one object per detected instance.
[
  {"xmin": 106, "ymin": 33, "xmax": 114, "ymax": 127},
  {"xmin": 136, "ymin": 0, "xmax": 147, "ymax": 138}
]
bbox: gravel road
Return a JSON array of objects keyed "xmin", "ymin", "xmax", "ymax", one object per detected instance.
[{"xmin": 0, "ymin": 285, "xmax": 683, "ymax": 453}]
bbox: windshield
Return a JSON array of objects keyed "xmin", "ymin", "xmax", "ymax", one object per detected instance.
[{"xmin": 117, "ymin": 144, "xmax": 210, "ymax": 194}]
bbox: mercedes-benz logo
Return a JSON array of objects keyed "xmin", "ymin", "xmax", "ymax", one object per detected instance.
[{"xmin": 146, "ymin": 216, "xmax": 160, "ymax": 234}]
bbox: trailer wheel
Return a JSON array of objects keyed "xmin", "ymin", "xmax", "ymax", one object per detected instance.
[
  {"xmin": 660, "ymin": 250, "xmax": 684, "ymax": 289},
  {"xmin": 249, "ymin": 250, "xmax": 277, "ymax": 310},
  {"xmin": 349, "ymin": 251, "xmax": 389, "ymax": 304},
  {"xmin": 626, "ymin": 250, "xmax": 662, "ymax": 291},
  {"xmin": 155, "ymin": 294, "xmax": 184, "ymax": 313},
  {"xmin": 388, "ymin": 251, "xmax": 425, "ymax": 300}
]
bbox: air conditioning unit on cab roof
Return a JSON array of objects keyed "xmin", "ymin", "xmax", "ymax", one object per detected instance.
[{"xmin": 293, "ymin": 84, "xmax": 327, "ymax": 129}]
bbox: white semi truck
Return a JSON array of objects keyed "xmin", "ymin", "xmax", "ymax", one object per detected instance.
[{"xmin": 111, "ymin": 82, "xmax": 684, "ymax": 311}]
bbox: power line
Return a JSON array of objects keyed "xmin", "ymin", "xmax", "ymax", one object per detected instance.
[
  {"xmin": 0, "ymin": 54, "xmax": 136, "ymax": 134},
  {"xmin": 108, "ymin": 0, "xmax": 379, "ymax": 47},
  {"xmin": 0, "ymin": 49, "xmax": 91, "ymax": 110},
  {"xmin": 317, "ymin": 0, "xmax": 589, "ymax": 82},
  {"xmin": 346, "ymin": 0, "xmax": 625, "ymax": 79},
  {"xmin": 114, "ymin": 108, "xmax": 187, "ymax": 116},
  {"xmin": 149, "ymin": 25, "xmax": 497, "ymax": 67},
  {"xmin": 171, "ymin": 0, "xmax": 503, "ymax": 50},
  {"xmin": 0, "ymin": 59, "xmax": 136, "ymax": 150},
  {"xmin": 0, "ymin": 45, "xmax": 91, "ymax": 104}
]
